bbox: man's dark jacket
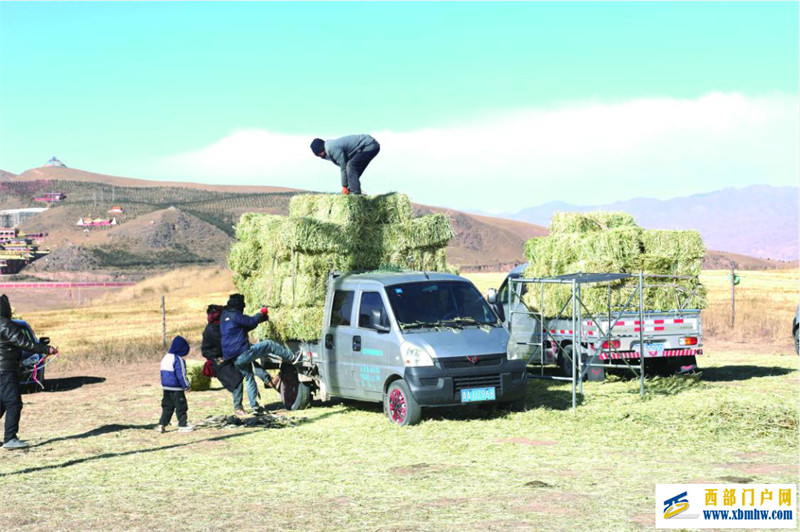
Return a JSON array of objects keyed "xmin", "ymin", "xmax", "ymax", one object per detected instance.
[
  {"xmin": 220, "ymin": 308, "xmax": 267, "ymax": 361},
  {"xmin": 201, "ymin": 322, "xmax": 222, "ymax": 360},
  {"xmin": 0, "ymin": 295, "xmax": 48, "ymax": 374}
]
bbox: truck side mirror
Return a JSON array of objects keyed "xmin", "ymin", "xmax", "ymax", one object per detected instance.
[
  {"xmin": 486, "ymin": 288, "xmax": 498, "ymax": 305},
  {"xmin": 370, "ymin": 309, "xmax": 390, "ymax": 333}
]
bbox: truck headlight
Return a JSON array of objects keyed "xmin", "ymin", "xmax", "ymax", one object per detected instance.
[
  {"xmin": 506, "ymin": 346, "xmax": 524, "ymax": 361},
  {"xmin": 401, "ymin": 341, "xmax": 434, "ymax": 367}
]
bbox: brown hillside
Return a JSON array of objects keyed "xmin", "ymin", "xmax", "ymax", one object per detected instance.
[
  {"xmin": 414, "ymin": 204, "xmax": 547, "ymax": 271},
  {"xmin": 703, "ymin": 249, "xmax": 798, "ymax": 270},
  {"xmin": 0, "ymin": 169, "xmax": 16, "ymax": 181},
  {"xmin": 109, "ymin": 207, "xmax": 231, "ymax": 260},
  {"xmin": 15, "ymin": 166, "xmax": 297, "ymax": 194}
]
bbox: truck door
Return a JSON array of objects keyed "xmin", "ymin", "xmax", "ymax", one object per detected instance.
[
  {"xmin": 325, "ymin": 289, "xmax": 356, "ymax": 392},
  {"xmin": 498, "ymin": 276, "xmax": 542, "ymax": 364},
  {"xmin": 351, "ymin": 289, "xmax": 394, "ymax": 402}
]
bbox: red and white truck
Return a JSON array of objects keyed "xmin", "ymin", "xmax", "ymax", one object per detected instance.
[{"xmin": 486, "ymin": 264, "xmax": 703, "ymax": 380}]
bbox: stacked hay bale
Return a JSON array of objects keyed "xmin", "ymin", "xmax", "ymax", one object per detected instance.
[
  {"xmin": 523, "ymin": 212, "xmax": 706, "ymax": 315},
  {"xmin": 228, "ymin": 193, "xmax": 455, "ymax": 342}
]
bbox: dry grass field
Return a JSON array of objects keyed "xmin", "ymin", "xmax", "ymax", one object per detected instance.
[
  {"xmin": 1, "ymin": 265, "xmax": 797, "ymax": 531},
  {"xmin": 11, "ymin": 266, "xmax": 798, "ymax": 366}
]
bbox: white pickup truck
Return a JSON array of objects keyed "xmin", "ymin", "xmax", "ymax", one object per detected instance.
[{"xmin": 486, "ymin": 264, "xmax": 703, "ymax": 380}]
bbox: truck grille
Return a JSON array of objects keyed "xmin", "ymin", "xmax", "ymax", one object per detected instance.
[
  {"xmin": 440, "ymin": 355, "xmax": 503, "ymax": 369},
  {"xmin": 453, "ymin": 374, "xmax": 501, "ymax": 391}
]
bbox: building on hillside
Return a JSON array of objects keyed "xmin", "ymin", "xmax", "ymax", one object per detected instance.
[
  {"xmin": 44, "ymin": 156, "xmax": 67, "ymax": 168},
  {"xmin": 0, "ymin": 208, "xmax": 48, "ymax": 227},
  {"xmin": 108, "ymin": 205, "xmax": 124, "ymax": 214},
  {"xmin": 34, "ymin": 192, "xmax": 67, "ymax": 204}
]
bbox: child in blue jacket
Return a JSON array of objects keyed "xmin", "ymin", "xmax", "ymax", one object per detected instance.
[{"xmin": 158, "ymin": 335, "xmax": 192, "ymax": 433}]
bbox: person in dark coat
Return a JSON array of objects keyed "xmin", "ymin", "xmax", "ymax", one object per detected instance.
[
  {"xmin": 310, "ymin": 134, "xmax": 380, "ymax": 195},
  {"xmin": 0, "ymin": 294, "xmax": 58, "ymax": 449},
  {"xmin": 220, "ymin": 294, "xmax": 301, "ymax": 415},
  {"xmin": 201, "ymin": 304, "xmax": 223, "ymax": 362}
]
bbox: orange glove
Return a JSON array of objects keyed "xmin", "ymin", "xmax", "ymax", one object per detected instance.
[{"xmin": 341, "ymin": 186, "xmax": 350, "ymax": 195}]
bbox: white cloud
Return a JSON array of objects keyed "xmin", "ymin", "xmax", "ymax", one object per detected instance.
[{"xmin": 149, "ymin": 92, "xmax": 799, "ymax": 212}]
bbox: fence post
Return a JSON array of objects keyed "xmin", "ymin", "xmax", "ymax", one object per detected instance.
[
  {"xmin": 161, "ymin": 295, "xmax": 166, "ymax": 347},
  {"xmin": 730, "ymin": 267, "xmax": 735, "ymax": 328}
]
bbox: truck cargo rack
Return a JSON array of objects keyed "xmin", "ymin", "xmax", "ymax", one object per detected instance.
[{"xmin": 509, "ymin": 272, "xmax": 651, "ymax": 409}]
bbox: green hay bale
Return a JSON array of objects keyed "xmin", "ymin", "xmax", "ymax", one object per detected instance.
[
  {"xmin": 289, "ymin": 193, "xmax": 414, "ymax": 225},
  {"xmin": 384, "ymin": 214, "xmax": 455, "ymax": 251},
  {"xmin": 254, "ymin": 307, "xmax": 326, "ymax": 343},
  {"xmin": 550, "ymin": 211, "xmax": 638, "ymax": 234},
  {"xmin": 186, "ymin": 360, "xmax": 211, "ymax": 391},
  {"xmin": 280, "ymin": 274, "xmax": 328, "ymax": 307},
  {"xmin": 281, "ymin": 217, "xmax": 348, "ymax": 253},
  {"xmin": 525, "ymin": 228, "xmax": 644, "ymax": 277},
  {"xmin": 638, "ymin": 230, "xmax": 705, "ymax": 277}
]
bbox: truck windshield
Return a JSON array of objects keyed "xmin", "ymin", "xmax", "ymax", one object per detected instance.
[{"xmin": 386, "ymin": 281, "xmax": 499, "ymax": 330}]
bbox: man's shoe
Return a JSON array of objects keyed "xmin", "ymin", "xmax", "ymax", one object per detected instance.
[
  {"xmin": 234, "ymin": 409, "xmax": 247, "ymax": 417},
  {"xmin": 177, "ymin": 425, "xmax": 194, "ymax": 433},
  {"xmin": 155, "ymin": 425, "xmax": 166, "ymax": 433},
  {"xmin": 252, "ymin": 405, "xmax": 266, "ymax": 415},
  {"xmin": 3, "ymin": 438, "xmax": 29, "ymax": 450}
]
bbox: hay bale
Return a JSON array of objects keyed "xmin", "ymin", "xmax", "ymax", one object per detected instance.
[
  {"xmin": 523, "ymin": 212, "xmax": 706, "ymax": 314},
  {"xmin": 550, "ymin": 211, "xmax": 638, "ymax": 234},
  {"xmin": 186, "ymin": 360, "xmax": 211, "ymax": 391},
  {"xmin": 289, "ymin": 193, "xmax": 414, "ymax": 225},
  {"xmin": 231, "ymin": 193, "xmax": 454, "ymax": 342}
]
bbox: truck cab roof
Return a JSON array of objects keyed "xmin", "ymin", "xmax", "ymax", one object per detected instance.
[{"xmin": 334, "ymin": 271, "xmax": 465, "ymax": 287}]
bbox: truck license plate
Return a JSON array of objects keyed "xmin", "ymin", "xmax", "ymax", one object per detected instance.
[
  {"xmin": 642, "ymin": 342, "xmax": 665, "ymax": 357},
  {"xmin": 460, "ymin": 387, "xmax": 496, "ymax": 403}
]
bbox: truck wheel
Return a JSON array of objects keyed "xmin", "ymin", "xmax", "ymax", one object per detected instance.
[
  {"xmin": 794, "ymin": 327, "xmax": 799, "ymax": 355},
  {"xmin": 384, "ymin": 380, "xmax": 421, "ymax": 426},
  {"xmin": 279, "ymin": 363, "xmax": 311, "ymax": 411},
  {"xmin": 558, "ymin": 345, "xmax": 574, "ymax": 378}
]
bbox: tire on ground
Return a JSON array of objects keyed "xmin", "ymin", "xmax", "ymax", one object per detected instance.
[
  {"xmin": 279, "ymin": 363, "xmax": 311, "ymax": 411},
  {"xmin": 384, "ymin": 379, "xmax": 422, "ymax": 426}
]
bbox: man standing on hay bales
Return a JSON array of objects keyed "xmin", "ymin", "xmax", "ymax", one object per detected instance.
[
  {"xmin": 220, "ymin": 294, "xmax": 301, "ymax": 415},
  {"xmin": 310, "ymin": 134, "xmax": 380, "ymax": 195}
]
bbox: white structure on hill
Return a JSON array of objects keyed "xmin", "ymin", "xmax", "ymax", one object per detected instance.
[
  {"xmin": 44, "ymin": 156, "xmax": 67, "ymax": 168},
  {"xmin": 0, "ymin": 208, "xmax": 48, "ymax": 227}
]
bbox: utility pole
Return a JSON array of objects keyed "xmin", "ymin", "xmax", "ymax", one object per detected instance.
[
  {"xmin": 161, "ymin": 296, "xmax": 167, "ymax": 347},
  {"xmin": 730, "ymin": 266, "xmax": 736, "ymax": 328}
]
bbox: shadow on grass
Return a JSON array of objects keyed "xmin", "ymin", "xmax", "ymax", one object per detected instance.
[
  {"xmin": 41, "ymin": 376, "xmax": 106, "ymax": 393},
  {"xmin": 701, "ymin": 366, "xmax": 794, "ymax": 382},
  {"xmin": 35, "ymin": 423, "xmax": 155, "ymax": 447},
  {"xmin": 1, "ymin": 432, "xmax": 252, "ymax": 478}
]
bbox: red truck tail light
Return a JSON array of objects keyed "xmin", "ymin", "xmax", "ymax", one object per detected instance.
[
  {"xmin": 602, "ymin": 340, "xmax": 620, "ymax": 349},
  {"xmin": 679, "ymin": 337, "xmax": 698, "ymax": 346}
]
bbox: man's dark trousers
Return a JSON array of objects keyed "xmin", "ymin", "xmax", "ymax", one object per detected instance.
[
  {"xmin": 346, "ymin": 146, "xmax": 380, "ymax": 194},
  {"xmin": 159, "ymin": 390, "xmax": 188, "ymax": 427},
  {"xmin": 0, "ymin": 372, "xmax": 22, "ymax": 443}
]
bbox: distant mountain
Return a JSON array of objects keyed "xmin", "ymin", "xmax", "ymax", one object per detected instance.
[
  {"xmin": 15, "ymin": 165, "xmax": 296, "ymax": 194},
  {"xmin": 500, "ymin": 185, "xmax": 799, "ymax": 262},
  {"xmin": 0, "ymin": 169, "xmax": 16, "ymax": 181}
]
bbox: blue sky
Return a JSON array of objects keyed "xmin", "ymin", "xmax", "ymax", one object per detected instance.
[{"xmin": 0, "ymin": 2, "xmax": 797, "ymax": 211}]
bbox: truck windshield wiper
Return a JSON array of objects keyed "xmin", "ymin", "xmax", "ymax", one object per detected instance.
[
  {"xmin": 400, "ymin": 321, "xmax": 441, "ymax": 330},
  {"xmin": 440, "ymin": 318, "xmax": 495, "ymax": 328}
]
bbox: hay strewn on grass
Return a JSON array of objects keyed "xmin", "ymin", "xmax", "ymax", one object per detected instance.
[
  {"xmin": 523, "ymin": 212, "xmax": 706, "ymax": 315},
  {"xmin": 229, "ymin": 193, "xmax": 455, "ymax": 342}
]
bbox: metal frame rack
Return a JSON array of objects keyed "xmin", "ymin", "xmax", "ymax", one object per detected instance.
[
  {"xmin": 509, "ymin": 272, "xmax": 646, "ymax": 410},
  {"xmin": 508, "ymin": 272, "xmax": 703, "ymax": 409}
]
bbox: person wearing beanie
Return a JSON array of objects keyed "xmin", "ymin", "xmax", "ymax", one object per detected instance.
[
  {"xmin": 0, "ymin": 294, "xmax": 59, "ymax": 450},
  {"xmin": 220, "ymin": 293, "xmax": 301, "ymax": 416},
  {"xmin": 157, "ymin": 335, "xmax": 192, "ymax": 433},
  {"xmin": 310, "ymin": 134, "xmax": 380, "ymax": 195}
]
